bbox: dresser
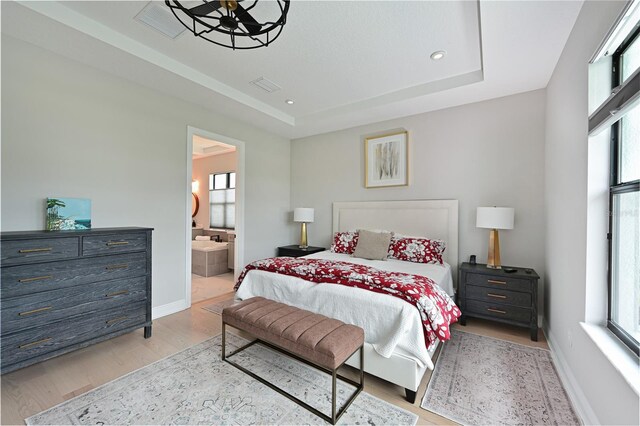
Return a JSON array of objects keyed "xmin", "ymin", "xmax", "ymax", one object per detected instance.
[
  {"xmin": 277, "ymin": 245, "xmax": 325, "ymax": 258},
  {"xmin": 1, "ymin": 227, "xmax": 153, "ymax": 373},
  {"xmin": 458, "ymin": 262, "xmax": 539, "ymax": 341}
]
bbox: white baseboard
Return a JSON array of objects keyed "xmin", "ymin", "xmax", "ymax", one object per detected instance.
[
  {"xmin": 152, "ymin": 299, "xmax": 188, "ymax": 320},
  {"xmin": 543, "ymin": 321, "xmax": 600, "ymax": 425}
]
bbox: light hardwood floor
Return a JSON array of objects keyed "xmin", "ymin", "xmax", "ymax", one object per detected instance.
[
  {"xmin": 1, "ymin": 290, "xmax": 548, "ymax": 425},
  {"xmin": 191, "ymin": 272, "xmax": 236, "ymax": 303}
]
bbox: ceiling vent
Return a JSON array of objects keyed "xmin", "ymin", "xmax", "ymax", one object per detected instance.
[
  {"xmin": 135, "ymin": 2, "xmax": 186, "ymax": 39},
  {"xmin": 250, "ymin": 77, "xmax": 282, "ymax": 93}
]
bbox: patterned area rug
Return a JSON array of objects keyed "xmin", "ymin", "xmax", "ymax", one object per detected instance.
[
  {"xmin": 27, "ymin": 334, "xmax": 417, "ymax": 425},
  {"xmin": 202, "ymin": 298, "xmax": 239, "ymax": 315},
  {"xmin": 421, "ymin": 330, "xmax": 580, "ymax": 425}
]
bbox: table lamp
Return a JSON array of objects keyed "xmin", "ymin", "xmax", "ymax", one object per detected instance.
[
  {"xmin": 476, "ymin": 207, "xmax": 514, "ymax": 269},
  {"xmin": 294, "ymin": 208, "xmax": 314, "ymax": 249}
]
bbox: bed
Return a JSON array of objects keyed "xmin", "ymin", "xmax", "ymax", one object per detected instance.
[{"xmin": 235, "ymin": 199, "xmax": 459, "ymax": 402}]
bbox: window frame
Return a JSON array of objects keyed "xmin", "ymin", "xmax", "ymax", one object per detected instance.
[
  {"xmin": 607, "ymin": 26, "xmax": 640, "ymax": 356},
  {"xmin": 208, "ymin": 171, "xmax": 236, "ymax": 230}
]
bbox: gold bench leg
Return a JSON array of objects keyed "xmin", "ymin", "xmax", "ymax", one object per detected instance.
[
  {"xmin": 221, "ymin": 322, "xmax": 226, "ymax": 361},
  {"xmin": 360, "ymin": 344, "xmax": 365, "ymax": 387},
  {"xmin": 332, "ymin": 369, "xmax": 337, "ymax": 423}
]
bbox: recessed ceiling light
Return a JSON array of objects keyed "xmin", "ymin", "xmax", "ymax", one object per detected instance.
[
  {"xmin": 285, "ymin": 99, "xmax": 295, "ymax": 105},
  {"xmin": 430, "ymin": 50, "xmax": 446, "ymax": 60}
]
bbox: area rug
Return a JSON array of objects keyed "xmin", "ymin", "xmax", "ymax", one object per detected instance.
[
  {"xmin": 202, "ymin": 297, "xmax": 239, "ymax": 315},
  {"xmin": 421, "ymin": 330, "xmax": 580, "ymax": 425},
  {"xmin": 27, "ymin": 334, "xmax": 417, "ymax": 425}
]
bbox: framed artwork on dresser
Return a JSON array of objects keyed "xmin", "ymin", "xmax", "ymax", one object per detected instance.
[
  {"xmin": 364, "ymin": 131, "xmax": 408, "ymax": 188},
  {"xmin": 46, "ymin": 197, "xmax": 91, "ymax": 230}
]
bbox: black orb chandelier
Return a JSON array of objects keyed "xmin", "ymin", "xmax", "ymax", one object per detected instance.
[{"xmin": 165, "ymin": 0, "xmax": 290, "ymax": 50}]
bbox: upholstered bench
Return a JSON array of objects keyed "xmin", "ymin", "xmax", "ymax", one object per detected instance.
[{"xmin": 222, "ymin": 297, "xmax": 364, "ymax": 424}]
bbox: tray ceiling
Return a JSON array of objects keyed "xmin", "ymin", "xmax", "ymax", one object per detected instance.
[{"xmin": 1, "ymin": 1, "xmax": 583, "ymax": 138}]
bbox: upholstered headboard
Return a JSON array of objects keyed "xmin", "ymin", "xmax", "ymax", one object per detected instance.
[{"xmin": 332, "ymin": 199, "xmax": 459, "ymax": 286}]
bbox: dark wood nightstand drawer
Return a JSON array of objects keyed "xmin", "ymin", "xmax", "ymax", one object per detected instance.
[
  {"xmin": 465, "ymin": 285, "xmax": 531, "ymax": 308},
  {"xmin": 465, "ymin": 299, "xmax": 531, "ymax": 323},
  {"xmin": 465, "ymin": 272, "xmax": 531, "ymax": 292}
]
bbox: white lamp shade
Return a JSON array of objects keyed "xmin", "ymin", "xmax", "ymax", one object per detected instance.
[
  {"xmin": 293, "ymin": 208, "xmax": 314, "ymax": 223},
  {"xmin": 476, "ymin": 207, "xmax": 514, "ymax": 230}
]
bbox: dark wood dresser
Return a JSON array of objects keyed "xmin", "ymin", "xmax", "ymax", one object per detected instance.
[
  {"xmin": 458, "ymin": 262, "xmax": 539, "ymax": 341},
  {"xmin": 1, "ymin": 227, "xmax": 153, "ymax": 373}
]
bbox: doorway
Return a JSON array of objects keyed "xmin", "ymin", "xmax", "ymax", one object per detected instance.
[{"xmin": 186, "ymin": 127, "xmax": 245, "ymax": 307}]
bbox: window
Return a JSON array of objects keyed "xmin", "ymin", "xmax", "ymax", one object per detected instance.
[
  {"xmin": 607, "ymin": 27, "xmax": 640, "ymax": 355},
  {"xmin": 209, "ymin": 172, "xmax": 235, "ymax": 229}
]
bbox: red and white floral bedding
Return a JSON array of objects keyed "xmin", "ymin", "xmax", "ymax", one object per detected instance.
[
  {"xmin": 330, "ymin": 231, "xmax": 446, "ymax": 265},
  {"xmin": 235, "ymin": 256, "xmax": 461, "ymax": 349},
  {"xmin": 330, "ymin": 231, "xmax": 359, "ymax": 254},
  {"xmin": 388, "ymin": 236, "xmax": 446, "ymax": 265}
]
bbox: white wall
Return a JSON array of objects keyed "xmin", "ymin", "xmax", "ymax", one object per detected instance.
[
  {"xmin": 192, "ymin": 152, "xmax": 237, "ymax": 229},
  {"xmin": 545, "ymin": 1, "xmax": 639, "ymax": 424},
  {"xmin": 291, "ymin": 90, "xmax": 546, "ymax": 297},
  {"xmin": 1, "ymin": 36, "xmax": 291, "ymax": 313}
]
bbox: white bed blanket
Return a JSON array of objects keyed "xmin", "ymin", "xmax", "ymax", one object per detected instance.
[{"xmin": 234, "ymin": 251, "xmax": 454, "ymax": 369}]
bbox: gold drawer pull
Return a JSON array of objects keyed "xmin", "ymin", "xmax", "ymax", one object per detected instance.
[
  {"xmin": 487, "ymin": 293, "xmax": 507, "ymax": 299},
  {"xmin": 487, "ymin": 279, "xmax": 507, "ymax": 285},
  {"xmin": 19, "ymin": 306, "xmax": 52, "ymax": 316},
  {"xmin": 106, "ymin": 290, "xmax": 129, "ymax": 297},
  {"xmin": 18, "ymin": 275, "xmax": 53, "ymax": 283},
  {"xmin": 106, "ymin": 316, "xmax": 128, "ymax": 325},
  {"xmin": 106, "ymin": 241, "xmax": 129, "ymax": 246},
  {"xmin": 106, "ymin": 264, "xmax": 128, "ymax": 270},
  {"xmin": 18, "ymin": 248, "xmax": 52, "ymax": 253},
  {"xmin": 19, "ymin": 337, "xmax": 52, "ymax": 349},
  {"xmin": 487, "ymin": 308, "xmax": 507, "ymax": 314}
]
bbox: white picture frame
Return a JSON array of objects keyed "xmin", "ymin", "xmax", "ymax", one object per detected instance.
[{"xmin": 364, "ymin": 131, "xmax": 408, "ymax": 188}]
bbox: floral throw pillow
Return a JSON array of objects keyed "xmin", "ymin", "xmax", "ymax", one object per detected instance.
[
  {"xmin": 330, "ymin": 231, "xmax": 359, "ymax": 254},
  {"xmin": 388, "ymin": 237, "xmax": 445, "ymax": 265}
]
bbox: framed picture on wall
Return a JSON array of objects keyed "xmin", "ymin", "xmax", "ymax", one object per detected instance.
[{"xmin": 364, "ymin": 131, "xmax": 408, "ymax": 188}]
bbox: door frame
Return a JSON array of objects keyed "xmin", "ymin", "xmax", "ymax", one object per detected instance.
[{"xmin": 186, "ymin": 126, "xmax": 245, "ymax": 307}]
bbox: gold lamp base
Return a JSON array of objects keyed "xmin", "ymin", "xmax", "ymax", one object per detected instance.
[
  {"xmin": 299, "ymin": 222, "xmax": 308, "ymax": 249},
  {"xmin": 486, "ymin": 228, "xmax": 502, "ymax": 269}
]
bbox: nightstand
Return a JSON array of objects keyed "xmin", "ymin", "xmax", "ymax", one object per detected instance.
[
  {"xmin": 277, "ymin": 245, "xmax": 325, "ymax": 258},
  {"xmin": 458, "ymin": 262, "xmax": 540, "ymax": 341}
]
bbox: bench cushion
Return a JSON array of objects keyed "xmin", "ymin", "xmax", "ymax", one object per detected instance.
[{"xmin": 223, "ymin": 297, "xmax": 364, "ymax": 370}]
